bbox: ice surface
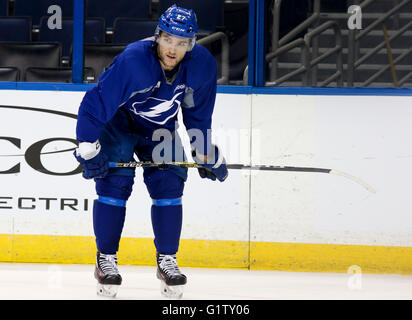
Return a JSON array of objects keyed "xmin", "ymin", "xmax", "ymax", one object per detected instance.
[{"xmin": 0, "ymin": 263, "xmax": 411, "ymax": 300}]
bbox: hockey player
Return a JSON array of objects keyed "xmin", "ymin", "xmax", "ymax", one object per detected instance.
[{"xmin": 74, "ymin": 4, "xmax": 228, "ymax": 298}]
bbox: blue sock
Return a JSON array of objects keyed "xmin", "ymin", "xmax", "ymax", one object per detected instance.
[
  {"xmin": 151, "ymin": 204, "xmax": 182, "ymax": 255},
  {"xmin": 93, "ymin": 200, "xmax": 126, "ymax": 254}
]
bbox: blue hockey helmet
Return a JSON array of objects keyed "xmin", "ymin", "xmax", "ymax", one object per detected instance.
[{"xmin": 157, "ymin": 4, "xmax": 198, "ymax": 40}]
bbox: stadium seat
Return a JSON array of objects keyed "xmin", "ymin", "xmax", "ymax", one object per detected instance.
[
  {"xmin": 86, "ymin": 0, "xmax": 151, "ymax": 29},
  {"xmin": 39, "ymin": 17, "xmax": 105, "ymax": 61},
  {"xmin": 85, "ymin": 18, "xmax": 106, "ymax": 44},
  {"xmin": 14, "ymin": 0, "xmax": 73, "ymax": 27},
  {"xmin": 0, "ymin": 42, "xmax": 61, "ymax": 75},
  {"xmin": 0, "ymin": 67, "xmax": 20, "ymax": 81},
  {"xmin": 112, "ymin": 18, "xmax": 157, "ymax": 44},
  {"xmin": 0, "ymin": 0, "xmax": 7, "ymax": 16},
  {"xmin": 84, "ymin": 44, "xmax": 126, "ymax": 78},
  {"xmin": 158, "ymin": 0, "xmax": 224, "ymax": 34},
  {"xmin": 24, "ymin": 67, "xmax": 96, "ymax": 83},
  {"xmin": 0, "ymin": 17, "xmax": 31, "ymax": 41}
]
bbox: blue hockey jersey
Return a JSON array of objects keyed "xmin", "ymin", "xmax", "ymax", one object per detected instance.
[{"xmin": 76, "ymin": 38, "xmax": 217, "ymax": 154}]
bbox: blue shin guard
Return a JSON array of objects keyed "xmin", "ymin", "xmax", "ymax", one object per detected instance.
[
  {"xmin": 151, "ymin": 200, "xmax": 182, "ymax": 255},
  {"xmin": 93, "ymin": 199, "xmax": 126, "ymax": 254}
]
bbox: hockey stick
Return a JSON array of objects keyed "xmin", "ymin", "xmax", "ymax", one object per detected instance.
[{"xmin": 108, "ymin": 161, "xmax": 376, "ymax": 193}]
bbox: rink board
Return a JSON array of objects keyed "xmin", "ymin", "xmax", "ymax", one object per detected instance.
[
  {"xmin": 2, "ymin": 234, "xmax": 412, "ymax": 274},
  {"xmin": 1, "ymin": 87, "xmax": 412, "ymax": 274}
]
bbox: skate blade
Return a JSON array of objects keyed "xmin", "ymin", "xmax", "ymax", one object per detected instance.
[
  {"xmin": 160, "ymin": 281, "xmax": 185, "ymax": 299},
  {"xmin": 96, "ymin": 283, "xmax": 119, "ymax": 298}
]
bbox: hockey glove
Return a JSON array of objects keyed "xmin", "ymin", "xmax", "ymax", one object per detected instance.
[
  {"xmin": 74, "ymin": 140, "xmax": 109, "ymax": 179},
  {"xmin": 192, "ymin": 145, "xmax": 228, "ymax": 182}
]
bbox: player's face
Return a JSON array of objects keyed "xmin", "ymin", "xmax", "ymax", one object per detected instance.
[{"xmin": 157, "ymin": 32, "xmax": 191, "ymax": 71}]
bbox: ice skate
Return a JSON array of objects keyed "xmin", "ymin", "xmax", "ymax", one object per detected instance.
[
  {"xmin": 94, "ymin": 251, "xmax": 122, "ymax": 297},
  {"xmin": 156, "ymin": 252, "xmax": 187, "ymax": 299}
]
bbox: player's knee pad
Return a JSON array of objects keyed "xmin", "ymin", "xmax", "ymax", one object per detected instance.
[
  {"xmin": 95, "ymin": 175, "xmax": 134, "ymax": 201},
  {"xmin": 144, "ymin": 169, "xmax": 185, "ymax": 200}
]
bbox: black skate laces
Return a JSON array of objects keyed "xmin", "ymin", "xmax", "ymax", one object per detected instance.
[
  {"xmin": 158, "ymin": 254, "xmax": 181, "ymax": 277},
  {"xmin": 98, "ymin": 253, "xmax": 120, "ymax": 275}
]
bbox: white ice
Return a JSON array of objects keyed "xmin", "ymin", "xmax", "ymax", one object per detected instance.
[{"xmin": 0, "ymin": 262, "xmax": 411, "ymax": 300}]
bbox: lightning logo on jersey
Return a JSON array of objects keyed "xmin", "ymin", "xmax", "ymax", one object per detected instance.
[{"xmin": 129, "ymin": 91, "xmax": 183, "ymax": 125}]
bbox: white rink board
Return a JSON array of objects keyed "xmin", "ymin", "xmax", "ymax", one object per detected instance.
[
  {"xmin": 250, "ymin": 94, "xmax": 412, "ymax": 247},
  {"xmin": 0, "ymin": 90, "xmax": 251, "ymax": 242},
  {"xmin": 0, "ymin": 90, "xmax": 94, "ymax": 236},
  {"xmin": 1, "ymin": 90, "xmax": 412, "ymax": 247}
]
